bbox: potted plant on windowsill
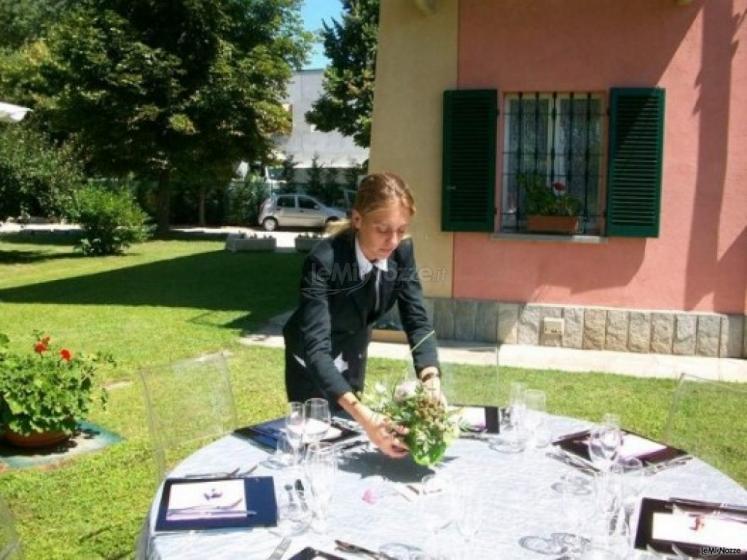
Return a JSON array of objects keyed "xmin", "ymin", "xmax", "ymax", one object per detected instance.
[
  {"xmin": 0, "ymin": 332, "xmax": 112, "ymax": 448},
  {"xmin": 522, "ymin": 174, "xmax": 582, "ymax": 234}
]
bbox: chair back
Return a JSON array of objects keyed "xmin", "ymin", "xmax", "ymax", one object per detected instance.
[
  {"xmin": 440, "ymin": 344, "xmax": 501, "ymax": 407},
  {"xmin": 140, "ymin": 352, "xmax": 238, "ymax": 481},
  {"xmin": 664, "ymin": 373, "xmax": 747, "ymax": 483},
  {"xmin": 0, "ymin": 495, "xmax": 22, "ymax": 559}
]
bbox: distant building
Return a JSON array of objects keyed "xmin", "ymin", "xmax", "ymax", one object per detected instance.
[{"xmin": 236, "ymin": 69, "xmax": 368, "ymax": 194}]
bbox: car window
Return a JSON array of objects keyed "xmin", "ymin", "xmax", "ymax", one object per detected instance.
[
  {"xmin": 298, "ymin": 197, "xmax": 319, "ymax": 210},
  {"xmin": 276, "ymin": 196, "xmax": 295, "ymax": 209}
]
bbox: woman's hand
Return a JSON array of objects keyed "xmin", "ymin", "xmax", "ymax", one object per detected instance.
[
  {"xmin": 420, "ymin": 367, "xmax": 447, "ymax": 407},
  {"xmin": 337, "ymin": 394, "xmax": 410, "ymax": 459},
  {"xmin": 362, "ymin": 410, "xmax": 410, "ymax": 458}
]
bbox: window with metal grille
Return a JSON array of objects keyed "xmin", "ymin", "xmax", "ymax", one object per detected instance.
[{"xmin": 501, "ymin": 92, "xmax": 605, "ymax": 234}]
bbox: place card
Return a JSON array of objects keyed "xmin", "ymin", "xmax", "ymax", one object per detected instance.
[
  {"xmin": 166, "ymin": 479, "xmax": 246, "ymax": 521},
  {"xmin": 155, "ymin": 476, "xmax": 277, "ymax": 532},
  {"xmin": 454, "ymin": 405, "xmax": 500, "ymax": 434},
  {"xmin": 554, "ymin": 428, "xmax": 685, "ymax": 465},
  {"xmin": 635, "ymin": 497, "xmax": 747, "ymax": 559}
]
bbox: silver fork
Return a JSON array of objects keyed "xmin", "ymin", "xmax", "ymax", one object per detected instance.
[{"xmin": 266, "ymin": 537, "xmax": 291, "ymax": 560}]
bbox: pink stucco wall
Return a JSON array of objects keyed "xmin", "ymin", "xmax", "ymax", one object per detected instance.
[{"xmin": 454, "ymin": 0, "xmax": 746, "ymax": 314}]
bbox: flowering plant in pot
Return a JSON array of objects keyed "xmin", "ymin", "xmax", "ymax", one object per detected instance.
[
  {"xmin": 0, "ymin": 332, "xmax": 112, "ymax": 448},
  {"xmin": 521, "ymin": 173, "xmax": 582, "ymax": 233}
]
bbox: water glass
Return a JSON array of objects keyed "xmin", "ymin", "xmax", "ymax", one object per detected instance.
[
  {"xmin": 524, "ymin": 389, "xmax": 550, "ymax": 448},
  {"xmin": 286, "ymin": 401, "xmax": 305, "ymax": 458},
  {"xmin": 588, "ymin": 418, "xmax": 622, "ymax": 472},
  {"xmin": 276, "ymin": 475, "xmax": 311, "ymax": 536},
  {"xmin": 559, "ymin": 473, "xmax": 595, "ymax": 558},
  {"xmin": 304, "ymin": 442, "xmax": 337, "ymax": 533},
  {"xmin": 303, "ymin": 398, "xmax": 331, "ymax": 444}
]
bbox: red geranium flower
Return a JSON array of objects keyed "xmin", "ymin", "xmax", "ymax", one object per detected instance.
[
  {"xmin": 60, "ymin": 349, "xmax": 73, "ymax": 361},
  {"xmin": 34, "ymin": 341, "xmax": 48, "ymax": 354},
  {"xmin": 552, "ymin": 181, "xmax": 566, "ymax": 193}
]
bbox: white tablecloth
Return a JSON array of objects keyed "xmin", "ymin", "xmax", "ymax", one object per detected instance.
[{"xmin": 138, "ymin": 415, "xmax": 747, "ymax": 560}]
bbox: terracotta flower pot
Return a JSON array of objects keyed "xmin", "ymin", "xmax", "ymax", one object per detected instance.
[
  {"xmin": 527, "ymin": 215, "xmax": 580, "ymax": 234},
  {"xmin": 4, "ymin": 428, "xmax": 71, "ymax": 449}
]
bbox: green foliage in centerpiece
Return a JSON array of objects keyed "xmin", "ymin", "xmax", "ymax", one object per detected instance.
[{"xmin": 363, "ymin": 380, "xmax": 460, "ymax": 466}]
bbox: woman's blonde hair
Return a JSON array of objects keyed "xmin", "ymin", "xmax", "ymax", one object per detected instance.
[{"xmin": 326, "ymin": 172, "xmax": 416, "ymax": 235}]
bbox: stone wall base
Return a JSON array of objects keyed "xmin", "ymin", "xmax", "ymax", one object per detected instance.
[{"xmin": 410, "ymin": 299, "xmax": 746, "ymax": 359}]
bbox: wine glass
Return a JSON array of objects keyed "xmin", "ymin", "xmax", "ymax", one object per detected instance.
[
  {"xmin": 303, "ymin": 398, "xmax": 331, "ymax": 444},
  {"xmin": 524, "ymin": 389, "xmax": 549, "ymax": 448},
  {"xmin": 304, "ymin": 442, "xmax": 337, "ymax": 533},
  {"xmin": 456, "ymin": 480, "xmax": 485, "ymax": 557},
  {"xmin": 419, "ymin": 473, "xmax": 457, "ymax": 558},
  {"xmin": 558, "ymin": 472, "xmax": 595, "ymax": 559},
  {"xmin": 286, "ymin": 401, "xmax": 304, "ymax": 465},
  {"xmin": 588, "ymin": 416, "xmax": 622, "ymax": 472}
]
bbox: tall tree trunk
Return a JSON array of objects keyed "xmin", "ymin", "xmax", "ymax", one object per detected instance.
[
  {"xmin": 156, "ymin": 169, "xmax": 171, "ymax": 235},
  {"xmin": 198, "ymin": 185, "xmax": 206, "ymax": 227}
]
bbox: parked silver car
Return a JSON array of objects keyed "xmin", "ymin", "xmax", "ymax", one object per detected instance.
[{"xmin": 258, "ymin": 194, "xmax": 345, "ymax": 231}]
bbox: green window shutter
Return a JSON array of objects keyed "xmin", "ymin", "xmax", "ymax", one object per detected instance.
[
  {"xmin": 606, "ymin": 87, "xmax": 665, "ymax": 237},
  {"xmin": 442, "ymin": 89, "xmax": 497, "ymax": 232}
]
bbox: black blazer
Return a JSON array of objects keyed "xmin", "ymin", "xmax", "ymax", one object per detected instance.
[{"xmin": 283, "ymin": 229, "xmax": 438, "ymax": 403}]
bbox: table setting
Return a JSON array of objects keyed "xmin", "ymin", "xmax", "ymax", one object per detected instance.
[{"xmin": 139, "ymin": 380, "xmax": 747, "ymax": 560}]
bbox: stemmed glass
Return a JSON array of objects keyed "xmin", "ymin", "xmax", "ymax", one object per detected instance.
[
  {"xmin": 419, "ymin": 473, "xmax": 457, "ymax": 559},
  {"xmin": 285, "ymin": 401, "xmax": 305, "ymax": 466},
  {"xmin": 303, "ymin": 398, "xmax": 331, "ymax": 444},
  {"xmin": 588, "ymin": 415, "xmax": 623, "ymax": 472},
  {"xmin": 558, "ymin": 472, "xmax": 595, "ymax": 559},
  {"xmin": 524, "ymin": 389, "xmax": 550, "ymax": 448},
  {"xmin": 456, "ymin": 480, "xmax": 485, "ymax": 559},
  {"xmin": 304, "ymin": 442, "xmax": 337, "ymax": 533}
]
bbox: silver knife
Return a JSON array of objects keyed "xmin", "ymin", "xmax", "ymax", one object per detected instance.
[{"xmin": 266, "ymin": 537, "xmax": 291, "ymax": 560}]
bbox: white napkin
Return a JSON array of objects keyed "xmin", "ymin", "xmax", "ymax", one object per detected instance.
[
  {"xmin": 618, "ymin": 433, "xmax": 666, "ymax": 459},
  {"xmin": 457, "ymin": 406, "xmax": 486, "ymax": 430},
  {"xmin": 652, "ymin": 510, "xmax": 747, "ymax": 549},
  {"xmin": 166, "ymin": 479, "xmax": 247, "ymax": 520}
]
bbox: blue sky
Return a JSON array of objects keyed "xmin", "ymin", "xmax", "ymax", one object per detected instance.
[{"xmin": 301, "ymin": 0, "xmax": 342, "ymax": 69}]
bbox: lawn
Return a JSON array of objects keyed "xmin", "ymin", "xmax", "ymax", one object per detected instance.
[{"xmin": 0, "ymin": 235, "xmax": 744, "ymax": 559}]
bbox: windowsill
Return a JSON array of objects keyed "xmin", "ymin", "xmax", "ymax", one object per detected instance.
[{"xmin": 491, "ymin": 232, "xmax": 608, "ymax": 244}]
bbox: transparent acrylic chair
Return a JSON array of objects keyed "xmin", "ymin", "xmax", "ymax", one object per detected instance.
[
  {"xmin": 664, "ymin": 373, "xmax": 747, "ymax": 482},
  {"xmin": 439, "ymin": 343, "xmax": 501, "ymax": 411},
  {"xmin": 0, "ymin": 495, "xmax": 22, "ymax": 559},
  {"xmin": 139, "ymin": 352, "xmax": 238, "ymax": 482}
]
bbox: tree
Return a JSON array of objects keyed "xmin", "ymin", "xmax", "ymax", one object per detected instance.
[
  {"xmin": 12, "ymin": 0, "xmax": 312, "ymax": 233},
  {"xmin": 0, "ymin": 125, "xmax": 83, "ymax": 220},
  {"xmin": 305, "ymin": 0, "xmax": 378, "ymax": 148},
  {"xmin": 305, "ymin": 154, "xmax": 324, "ymax": 200},
  {"xmin": 0, "ymin": 0, "xmax": 68, "ymax": 50}
]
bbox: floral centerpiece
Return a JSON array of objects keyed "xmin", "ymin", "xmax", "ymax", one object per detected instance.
[
  {"xmin": 363, "ymin": 380, "xmax": 460, "ymax": 466},
  {"xmin": 521, "ymin": 173, "xmax": 582, "ymax": 234},
  {"xmin": 0, "ymin": 332, "xmax": 112, "ymax": 447}
]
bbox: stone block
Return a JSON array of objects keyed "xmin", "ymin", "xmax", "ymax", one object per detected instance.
[
  {"xmin": 433, "ymin": 298, "xmax": 455, "ymax": 340},
  {"xmin": 583, "ymin": 308, "xmax": 606, "ymax": 350},
  {"xmin": 453, "ymin": 299, "xmax": 478, "ymax": 342},
  {"xmin": 605, "ymin": 310, "xmax": 629, "ymax": 351},
  {"xmin": 518, "ymin": 305, "xmax": 541, "ymax": 345},
  {"xmin": 672, "ymin": 314, "xmax": 696, "ymax": 355},
  {"xmin": 696, "ymin": 314, "xmax": 721, "ymax": 357},
  {"xmin": 719, "ymin": 315, "xmax": 744, "ymax": 358},
  {"xmin": 562, "ymin": 307, "xmax": 584, "ymax": 349},
  {"xmin": 474, "ymin": 300, "xmax": 498, "ymax": 343},
  {"xmin": 628, "ymin": 312, "xmax": 651, "ymax": 353},
  {"xmin": 497, "ymin": 302, "xmax": 520, "ymax": 344},
  {"xmin": 651, "ymin": 313, "xmax": 674, "ymax": 354}
]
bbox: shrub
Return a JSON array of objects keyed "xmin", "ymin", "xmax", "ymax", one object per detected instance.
[
  {"xmin": 71, "ymin": 186, "xmax": 149, "ymax": 255},
  {"xmin": 225, "ymin": 174, "xmax": 269, "ymax": 226}
]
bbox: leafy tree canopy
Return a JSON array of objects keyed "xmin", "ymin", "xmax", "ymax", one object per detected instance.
[{"xmin": 305, "ymin": 0, "xmax": 378, "ymax": 148}]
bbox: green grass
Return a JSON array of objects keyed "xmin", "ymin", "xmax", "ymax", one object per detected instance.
[{"xmin": 0, "ymin": 236, "xmax": 744, "ymax": 559}]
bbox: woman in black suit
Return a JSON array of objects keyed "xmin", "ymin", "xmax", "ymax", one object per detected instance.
[{"xmin": 283, "ymin": 172, "xmax": 441, "ymax": 458}]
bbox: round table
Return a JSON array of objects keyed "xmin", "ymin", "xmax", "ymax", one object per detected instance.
[{"xmin": 139, "ymin": 415, "xmax": 747, "ymax": 559}]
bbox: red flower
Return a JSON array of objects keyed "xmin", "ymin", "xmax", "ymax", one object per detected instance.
[
  {"xmin": 60, "ymin": 349, "xmax": 73, "ymax": 361},
  {"xmin": 34, "ymin": 341, "xmax": 48, "ymax": 354},
  {"xmin": 552, "ymin": 181, "xmax": 566, "ymax": 193}
]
